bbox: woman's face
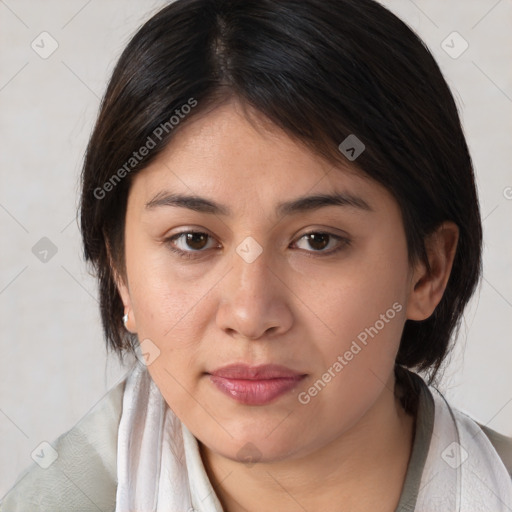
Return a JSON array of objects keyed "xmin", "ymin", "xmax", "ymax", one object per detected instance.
[{"xmin": 118, "ymin": 99, "xmax": 418, "ymax": 463}]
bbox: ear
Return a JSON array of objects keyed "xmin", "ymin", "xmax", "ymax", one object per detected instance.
[
  {"xmin": 405, "ymin": 221, "xmax": 459, "ymax": 321},
  {"xmin": 105, "ymin": 239, "xmax": 137, "ymax": 333}
]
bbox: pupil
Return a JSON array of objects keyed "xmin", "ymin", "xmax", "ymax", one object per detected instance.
[
  {"xmin": 187, "ymin": 233, "xmax": 207, "ymax": 250},
  {"xmin": 309, "ymin": 233, "xmax": 328, "ymax": 250}
]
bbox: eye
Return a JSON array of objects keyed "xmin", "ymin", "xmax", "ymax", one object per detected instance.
[
  {"xmin": 165, "ymin": 230, "xmax": 351, "ymax": 260},
  {"xmin": 292, "ymin": 231, "xmax": 350, "ymax": 256},
  {"xmin": 165, "ymin": 231, "xmax": 218, "ymax": 259}
]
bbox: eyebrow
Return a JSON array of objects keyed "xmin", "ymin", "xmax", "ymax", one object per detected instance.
[{"xmin": 144, "ymin": 190, "xmax": 373, "ymax": 217}]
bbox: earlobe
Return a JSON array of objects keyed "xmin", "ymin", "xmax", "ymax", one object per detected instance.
[
  {"xmin": 105, "ymin": 239, "xmax": 137, "ymax": 333},
  {"xmin": 405, "ymin": 221, "xmax": 459, "ymax": 321},
  {"xmin": 114, "ymin": 271, "xmax": 137, "ymax": 333},
  {"xmin": 113, "ymin": 271, "xmax": 138, "ymax": 333}
]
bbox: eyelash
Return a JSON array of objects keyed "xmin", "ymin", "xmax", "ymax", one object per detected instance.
[{"xmin": 164, "ymin": 230, "xmax": 351, "ymax": 260}]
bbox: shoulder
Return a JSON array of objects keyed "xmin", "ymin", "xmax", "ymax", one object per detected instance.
[
  {"xmin": 434, "ymin": 387, "xmax": 512, "ymax": 481},
  {"xmin": 404, "ymin": 369, "xmax": 512, "ymax": 480},
  {"xmin": 476, "ymin": 422, "xmax": 512, "ymax": 479},
  {"xmin": 0, "ymin": 376, "xmax": 126, "ymax": 512}
]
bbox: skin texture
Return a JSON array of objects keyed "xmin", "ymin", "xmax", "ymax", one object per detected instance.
[{"xmin": 114, "ymin": 99, "xmax": 459, "ymax": 511}]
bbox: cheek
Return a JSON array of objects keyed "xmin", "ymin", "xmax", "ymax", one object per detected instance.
[
  {"xmin": 123, "ymin": 238, "xmax": 222, "ymax": 384},
  {"xmin": 298, "ymin": 266, "xmax": 407, "ymax": 434},
  {"xmin": 125, "ymin": 251, "xmax": 213, "ymax": 414},
  {"xmin": 311, "ymin": 236, "xmax": 409, "ymax": 371}
]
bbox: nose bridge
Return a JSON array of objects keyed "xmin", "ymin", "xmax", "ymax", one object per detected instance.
[
  {"xmin": 231, "ymin": 238, "xmax": 274, "ymax": 303},
  {"xmin": 216, "ymin": 238, "xmax": 292, "ymax": 339}
]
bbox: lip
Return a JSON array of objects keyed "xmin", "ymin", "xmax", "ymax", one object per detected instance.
[{"xmin": 207, "ymin": 364, "xmax": 307, "ymax": 405}]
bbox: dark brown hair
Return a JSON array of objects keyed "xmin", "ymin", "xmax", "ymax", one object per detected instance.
[{"xmin": 79, "ymin": 0, "xmax": 482, "ymax": 387}]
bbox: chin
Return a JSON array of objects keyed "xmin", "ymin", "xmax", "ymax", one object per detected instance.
[{"xmin": 203, "ymin": 426, "xmax": 310, "ymax": 465}]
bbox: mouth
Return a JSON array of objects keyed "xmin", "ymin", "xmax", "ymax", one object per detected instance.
[{"xmin": 207, "ymin": 363, "xmax": 307, "ymax": 405}]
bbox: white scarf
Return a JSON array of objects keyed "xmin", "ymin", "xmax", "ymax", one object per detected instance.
[{"xmin": 115, "ymin": 362, "xmax": 512, "ymax": 511}]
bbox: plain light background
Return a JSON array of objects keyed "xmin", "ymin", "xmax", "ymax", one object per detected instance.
[{"xmin": 1, "ymin": 0, "xmax": 511, "ymax": 496}]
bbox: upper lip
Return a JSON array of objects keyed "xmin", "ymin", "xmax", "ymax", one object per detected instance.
[{"xmin": 208, "ymin": 363, "xmax": 306, "ymax": 380}]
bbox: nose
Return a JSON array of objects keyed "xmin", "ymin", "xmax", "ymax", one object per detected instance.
[{"xmin": 215, "ymin": 243, "xmax": 293, "ymax": 341}]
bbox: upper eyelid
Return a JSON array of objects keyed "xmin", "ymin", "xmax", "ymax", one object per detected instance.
[{"xmin": 168, "ymin": 231, "xmax": 220, "ymax": 248}]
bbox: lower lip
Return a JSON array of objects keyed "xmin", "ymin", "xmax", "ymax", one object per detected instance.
[{"xmin": 208, "ymin": 375, "xmax": 306, "ymax": 405}]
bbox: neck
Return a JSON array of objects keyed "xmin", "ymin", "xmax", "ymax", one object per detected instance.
[{"xmin": 199, "ymin": 372, "xmax": 416, "ymax": 512}]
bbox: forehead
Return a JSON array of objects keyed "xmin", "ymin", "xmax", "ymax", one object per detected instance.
[{"xmin": 127, "ymin": 101, "xmax": 396, "ymax": 218}]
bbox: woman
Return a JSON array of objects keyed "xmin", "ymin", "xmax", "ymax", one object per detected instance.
[{"xmin": 2, "ymin": 0, "xmax": 511, "ymax": 510}]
